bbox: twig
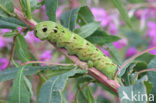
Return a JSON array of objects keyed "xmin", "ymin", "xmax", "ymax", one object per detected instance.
[
  {"xmin": 5, "ymin": 27, "xmax": 28, "ymax": 69},
  {"xmin": 21, "ymin": 60, "xmax": 73, "ymax": 66},
  {"xmin": 114, "ymin": 47, "xmax": 156, "ymax": 79},
  {"xmin": 14, "ymin": 7, "xmax": 120, "ymax": 94},
  {"xmin": 5, "ymin": 36, "xmax": 17, "ymax": 69},
  {"xmin": 137, "ymin": 68, "xmax": 156, "ymax": 75}
]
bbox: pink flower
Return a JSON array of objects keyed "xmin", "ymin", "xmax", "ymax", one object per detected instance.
[
  {"xmin": 101, "ymin": 47, "xmax": 110, "ymax": 57},
  {"xmin": 126, "ymin": 47, "xmax": 138, "ymax": 58},
  {"xmin": 40, "ymin": 50, "xmax": 52, "ymax": 62},
  {"xmin": 0, "ymin": 58, "xmax": 8, "ymax": 70},
  {"xmin": 25, "ymin": 31, "xmax": 40, "ymax": 43},
  {"xmin": 0, "ymin": 29, "xmax": 12, "ymax": 48},
  {"xmin": 91, "ymin": 7, "xmax": 118, "ymax": 35},
  {"xmin": 113, "ymin": 38, "xmax": 128, "ymax": 50}
]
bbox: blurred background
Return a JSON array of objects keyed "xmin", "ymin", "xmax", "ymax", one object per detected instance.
[{"xmin": 0, "ymin": 0, "xmax": 156, "ymax": 102}]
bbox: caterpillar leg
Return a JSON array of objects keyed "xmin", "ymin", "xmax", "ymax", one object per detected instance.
[{"xmin": 88, "ymin": 60, "xmax": 93, "ymax": 68}]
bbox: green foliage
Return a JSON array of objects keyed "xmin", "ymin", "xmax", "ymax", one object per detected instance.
[
  {"xmin": 37, "ymin": 69, "xmax": 84, "ymax": 103},
  {"xmin": 15, "ymin": 35, "xmax": 30, "ymax": 62},
  {"xmin": 74, "ymin": 21, "xmax": 100, "ymax": 38},
  {"xmin": 9, "ymin": 66, "xmax": 31, "ymax": 103},
  {"xmin": 0, "ymin": 0, "xmax": 14, "ymax": 17},
  {"xmin": 45, "ymin": 0, "xmax": 58, "ymax": 22}
]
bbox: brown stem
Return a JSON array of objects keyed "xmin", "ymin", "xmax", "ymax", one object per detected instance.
[
  {"xmin": 5, "ymin": 36, "xmax": 16, "ymax": 69},
  {"xmin": 138, "ymin": 68, "xmax": 156, "ymax": 75},
  {"xmin": 14, "ymin": 7, "xmax": 120, "ymax": 94}
]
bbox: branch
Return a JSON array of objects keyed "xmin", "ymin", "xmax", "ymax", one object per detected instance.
[{"xmin": 14, "ymin": 8, "xmax": 120, "ymax": 94}]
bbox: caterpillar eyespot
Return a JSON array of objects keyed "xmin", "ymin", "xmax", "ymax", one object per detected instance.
[
  {"xmin": 42, "ymin": 27, "xmax": 47, "ymax": 32},
  {"xmin": 35, "ymin": 21, "xmax": 117, "ymax": 79}
]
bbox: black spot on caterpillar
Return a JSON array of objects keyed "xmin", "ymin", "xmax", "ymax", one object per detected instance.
[{"xmin": 34, "ymin": 21, "xmax": 117, "ymax": 79}]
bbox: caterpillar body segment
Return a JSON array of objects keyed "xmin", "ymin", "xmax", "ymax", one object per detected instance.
[{"xmin": 34, "ymin": 21, "xmax": 117, "ymax": 79}]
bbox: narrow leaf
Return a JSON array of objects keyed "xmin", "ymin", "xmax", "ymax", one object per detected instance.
[
  {"xmin": 60, "ymin": 7, "xmax": 80, "ymax": 31},
  {"xmin": 74, "ymin": 22, "xmax": 100, "ymax": 38},
  {"xmin": 45, "ymin": 0, "xmax": 58, "ymax": 22},
  {"xmin": 110, "ymin": 0, "xmax": 132, "ymax": 28},
  {"xmin": 37, "ymin": 69, "xmax": 83, "ymax": 103},
  {"xmin": 9, "ymin": 66, "xmax": 30, "ymax": 103},
  {"xmin": 15, "ymin": 35, "xmax": 30, "ymax": 62}
]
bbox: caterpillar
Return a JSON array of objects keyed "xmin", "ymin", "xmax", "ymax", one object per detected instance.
[{"xmin": 34, "ymin": 21, "xmax": 117, "ymax": 79}]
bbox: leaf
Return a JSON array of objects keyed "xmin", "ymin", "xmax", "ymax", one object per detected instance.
[
  {"xmin": 147, "ymin": 57, "xmax": 156, "ymax": 97},
  {"xmin": 45, "ymin": 0, "xmax": 58, "ymax": 22},
  {"xmin": 0, "ymin": 17, "xmax": 26, "ymax": 27},
  {"xmin": 118, "ymin": 76, "xmax": 150, "ymax": 103},
  {"xmin": 3, "ymin": 32, "xmax": 17, "ymax": 37},
  {"xmin": 0, "ymin": 0, "xmax": 14, "ymax": 17},
  {"xmin": 0, "ymin": 66, "xmax": 74, "ymax": 82},
  {"xmin": 74, "ymin": 21, "xmax": 100, "ymax": 38},
  {"xmin": 20, "ymin": 0, "xmax": 33, "ymax": 19},
  {"xmin": 110, "ymin": 0, "xmax": 132, "ymax": 28},
  {"xmin": 86, "ymin": 29, "xmax": 120, "ymax": 45},
  {"xmin": 78, "ymin": 6, "xmax": 95, "ymax": 25},
  {"xmin": 37, "ymin": 69, "xmax": 83, "ymax": 103},
  {"xmin": 24, "ymin": 77, "xmax": 33, "ymax": 96},
  {"xmin": 106, "ymin": 43, "xmax": 122, "ymax": 64},
  {"xmin": 60, "ymin": 7, "xmax": 80, "ymax": 31},
  {"xmin": 118, "ymin": 53, "xmax": 154, "ymax": 77},
  {"xmin": 15, "ymin": 35, "xmax": 30, "ymax": 62},
  {"xmin": 0, "ymin": 17, "xmax": 26, "ymax": 29},
  {"xmin": 86, "ymin": 86, "xmax": 95, "ymax": 103},
  {"xmin": 9, "ymin": 66, "xmax": 30, "ymax": 103},
  {"xmin": 0, "ymin": 20, "xmax": 20, "ymax": 29}
]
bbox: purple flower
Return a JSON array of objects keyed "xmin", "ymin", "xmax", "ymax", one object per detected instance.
[
  {"xmin": 91, "ymin": 7, "xmax": 119, "ymax": 35},
  {"xmin": 40, "ymin": 50, "xmax": 52, "ymax": 61},
  {"xmin": 113, "ymin": 38, "xmax": 128, "ymax": 50},
  {"xmin": 0, "ymin": 58, "xmax": 8, "ymax": 70},
  {"xmin": 101, "ymin": 47, "xmax": 110, "ymax": 57},
  {"xmin": 126, "ymin": 47, "xmax": 138, "ymax": 58},
  {"xmin": 0, "ymin": 29, "xmax": 12, "ymax": 48},
  {"xmin": 25, "ymin": 31, "xmax": 40, "ymax": 43}
]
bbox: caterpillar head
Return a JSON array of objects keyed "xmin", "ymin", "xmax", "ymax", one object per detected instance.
[{"xmin": 34, "ymin": 21, "xmax": 57, "ymax": 40}]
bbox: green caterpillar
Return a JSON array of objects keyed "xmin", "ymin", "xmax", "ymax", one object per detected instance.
[{"xmin": 34, "ymin": 21, "xmax": 117, "ymax": 79}]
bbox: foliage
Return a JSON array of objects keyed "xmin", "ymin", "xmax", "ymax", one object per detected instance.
[{"xmin": 0, "ymin": 0, "xmax": 156, "ymax": 103}]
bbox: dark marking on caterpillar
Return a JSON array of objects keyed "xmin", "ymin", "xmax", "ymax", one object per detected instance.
[{"xmin": 42, "ymin": 27, "xmax": 47, "ymax": 32}]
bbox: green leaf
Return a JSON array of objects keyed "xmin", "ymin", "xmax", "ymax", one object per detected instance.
[
  {"xmin": 20, "ymin": 0, "xmax": 32, "ymax": 19},
  {"xmin": 106, "ymin": 43, "xmax": 122, "ymax": 64},
  {"xmin": 0, "ymin": 66, "xmax": 74, "ymax": 82},
  {"xmin": 15, "ymin": 35, "xmax": 30, "ymax": 62},
  {"xmin": 37, "ymin": 69, "xmax": 83, "ymax": 103},
  {"xmin": 9, "ymin": 66, "xmax": 30, "ymax": 103},
  {"xmin": 148, "ymin": 57, "xmax": 156, "ymax": 97},
  {"xmin": 86, "ymin": 86, "xmax": 95, "ymax": 103},
  {"xmin": 0, "ymin": 17, "xmax": 26, "ymax": 28},
  {"xmin": 74, "ymin": 21, "xmax": 100, "ymax": 38},
  {"xmin": 45, "ymin": 0, "xmax": 58, "ymax": 22},
  {"xmin": 118, "ymin": 76, "xmax": 150, "ymax": 103},
  {"xmin": 86, "ymin": 29, "xmax": 120, "ymax": 45},
  {"xmin": 110, "ymin": 0, "xmax": 132, "ymax": 28},
  {"xmin": 3, "ymin": 32, "xmax": 17, "ymax": 37},
  {"xmin": 118, "ymin": 53, "xmax": 154, "ymax": 77},
  {"xmin": 60, "ymin": 7, "xmax": 80, "ymax": 31},
  {"xmin": 0, "ymin": 0, "xmax": 14, "ymax": 17},
  {"xmin": 78, "ymin": 6, "xmax": 94, "ymax": 25},
  {"xmin": 0, "ymin": 20, "xmax": 20, "ymax": 29},
  {"xmin": 24, "ymin": 77, "xmax": 34, "ymax": 96}
]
